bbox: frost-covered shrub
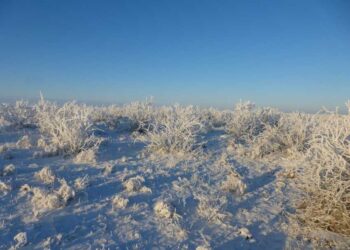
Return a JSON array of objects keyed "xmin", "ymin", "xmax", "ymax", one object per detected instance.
[
  {"xmin": 74, "ymin": 148, "xmax": 97, "ymax": 164},
  {"xmin": 0, "ymin": 181, "xmax": 11, "ymax": 195},
  {"xmin": 137, "ymin": 104, "xmax": 203, "ymax": 155},
  {"xmin": 13, "ymin": 232, "xmax": 28, "ymax": 249},
  {"xmin": 346, "ymin": 100, "xmax": 350, "ymax": 114},
  {"xmin": 221, "ymin": 171, "xmax": 246, "ymax": 195},
  {"xmin": 112, "ymin": 195, "xmax": 129, "ymax": 209},
  {"xmin": 249, "ymin": 113, "xmax": 315, "ymax": 159},
  {"xmin": 226, "ymin": 101, "xmax": 280, "ymax": 143},
  {"xmin": 74, "ymin": 175, "xmax": 89, "ymax": 190},
  {"xmin": 1, "ymin": 164, "xmax": 15, "ymax": 176},
  {"xmin": 31, "ymin": 188, "xmax": 62, "ymax": 216},
  {"xmin": 31, "ymin": 179, "xmax": 75, "ymax": 216},
  {"xmin": 154, "ymin": 200, "xmax": 176, "ymax": 219},
  {"xmin": 119, "ymin": 98, "xmax": 154, "ymax": 132},
  {"xmin": 90, "ymin": 105, "xmax": 123, "ymax": 128},
  {"xmin": 19, "ymin": 184, "xmax": 31, "ymax": 196},
  {"xmin": 196, "ymin": 194, "xmax": 228, "ymax": 223},
  {"xmin": 122, "ymin": 176, "xmax": 151, "ymax": 193},
  {"xmin": 0, "ymin": 144, "xmax": 8, "ymax": 153},
  {"xmin": 0, "ymin": 101, "xmax": 35, "ymax": 129},
  {"xmin": 35, "ymin": 95, "xmax": 101, "ymax": 155},
  {"xmin": 123, "ymin": 176, "xmax": 145, "ymax": 192},
  {"xmin": 35, "ymin": 167, "xmax": 56, "ymax": 184},
  {"xmin": 297, "ymin": 109, "xmax": 350, "ymax": 235},
  {"xmin": 56, "ymin": 179, "xmax": 75, "ymax": 204},
  {"xmin": 200, "ymin": 107, "xmax": 231, "ymax": 130}
]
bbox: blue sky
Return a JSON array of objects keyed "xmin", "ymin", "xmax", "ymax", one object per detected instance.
[{"xmin": 0, "ymin": 0, "xmax": 349, "ymax": 111}]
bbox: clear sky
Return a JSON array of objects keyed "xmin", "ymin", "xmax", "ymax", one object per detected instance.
[{"xmin": 0, "ymin": 0, "xmax": 349, "ymax": 111}]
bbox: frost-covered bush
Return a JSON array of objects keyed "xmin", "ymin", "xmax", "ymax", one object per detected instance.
[
  {"xmin": 137, "ymin": 104, "xmax": 203, "ymax": 155},
  {"xmin": 90, "ymin": 105, "xmax": 122, "ymax": 128},
  {"xmin": 154, "ymin": 200, "xmax": 176, "ymax": 219},
  {"xmin": 297, "ymin": 108, "xmax": 350, "ymax": 235},
  {"xmin": 74, "ymin": 175, "xmax": 89, "ymax": 190},
  {"xmin": 74, "ymin": 148, "xmax": 97, "ymax": 164},
  {"xmin": 0, "ymin": 101, "xmax": 35, "ymax": 129},
  {"xmin": 1, "ymin": 164, "xmax": 15, "ymax": 176},
  {"xmin": 200, "ymin": 107, "xmax": 232, "ymax": 130},
  {"xmin": 56, "ymin": 179, "xmax": 75, "ymax": 203},
  {"xmin": 221, "ymin": 171, "xmax": 246, "ymax": 195},
  {"xmin": 31, "ymin": 179, "xmax": 75, "ymax": 216},
  {"xmin": 196, "ymin": 193, "xmax": 228, "ymax": 224},
  {"xmin": 226, "ymin": 101, "xmax": 280, "ymax": 143},
  {"xmin": 35, "ymin": 167, "xmax": 56, "ymax": 184},
  {"xmin": 31, "ymin": 188, "xmax": 62, "ymax": 216},
  {"xmin": 90, "ymin": 99, "xmax": 154, "ymax": 131},
  {"xmin": 35, "ymin": 95, "xmax": 101, "ymax": 155},
  {"xmin": 120, "ymin": 98, "xmax": 154, "ymax": 132},
  {"xmin": 112, "ymin": 195, "xmax": 129, "ymax": 209},
  {"xmin": 248, "ymin": 113, "xmax": 315, "ymax": 159},
  {"xmin": 0, "ymin": 181, "xmax": 11, "ymax": 195},
  {"xmin": 13, "ymin": 232, "xmax": 28, "ymax": 249},
  {"xmin": 123, "ymin": 176, "xmax": 145, "ymax": 192}
]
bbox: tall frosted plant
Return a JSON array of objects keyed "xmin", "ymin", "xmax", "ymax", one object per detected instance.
[
  {"xmin": 137, "ymin": 104, "xmax": 203, "ymax": 155},
  {"xmin": 226, "ymin": 101, "xmax": 280, "ymax": 143},
  {"xmin": 297, "ymin": 105, "xmax": 350, "ymax": 235},
  {"xmin": 35, "ymin": 94, "xmax": 101, "ymax": 155}
]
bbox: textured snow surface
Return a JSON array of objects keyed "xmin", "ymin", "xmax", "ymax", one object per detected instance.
[{"xmin": 0, "ymin": 126, "xmax": 318, "ymax": 249}]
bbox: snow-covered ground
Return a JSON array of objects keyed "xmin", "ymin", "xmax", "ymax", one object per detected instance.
[
  {"xmin": 1, "ymin": 99, "xmax": 350, "ymax": 249},
  {"xmin": 0, "ymin": 127, "xmax": 300, "ymax": 249}
]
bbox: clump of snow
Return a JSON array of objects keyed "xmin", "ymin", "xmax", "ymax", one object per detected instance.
[
  {"xmin": 19, "ymin": 184, "xmax": 31, "ymax": 196},
  {"xmin": 238, "ymin": 227, "xmax": 253, "ymax": 240},
  {"xmin": 35, "ymin": 167, "xmax": 56, "ymax": 184},
  {"xmin": 221, "ymin": 171, "xmax": 246, "ymax": 196},
  {"xmin": 120, "ymin": 156, "xmax": 127, "ymax": 163},
  {"xmin": 74, "ymin": 175, "xmax": 89, "ymax": 190},
  {"xmin": 39, "ymin": 234, "xmax": 63, "ymax": 249},
  {"xmin": 13, "ymin": 232, "xmax": 27, "ymax": 249},
  {"xmin": 0, "ymin": 181, "xmax": 11, "ymax": 195},
  {"xmin": 2, "ymin": 164, "xmax": 15, "ymax": 176},
  {"xmin": 103, "ymin": 163, "xmax": 114, "ymax": 175},
  {"xmin": 154, "ymin": 200, "xmax": 175, "ymax": 219},
  {"xmin": 123, "ymin": 176, "xmax": 145, "ymax": 192},
  {"xmin": 139, "ymin": 186, "xmax": 152, "ymax": 193},
  {"xmin": 112, "ymin": 195, "xmax": 129, "ymax": 209},
  {"xmin": 0, "ymin": 144, "xmax": 8, "ymax": 153}
]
